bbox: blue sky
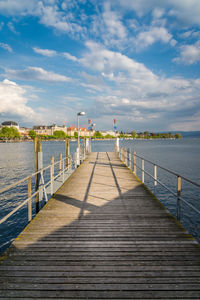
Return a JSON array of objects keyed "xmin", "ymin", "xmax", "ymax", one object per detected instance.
[{"xmin": 0, "ymin": 0, "xmax": 200, "ymax": 132}]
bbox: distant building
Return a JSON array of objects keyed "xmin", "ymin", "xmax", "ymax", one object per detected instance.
[
  {"xmin": 33, "ymin": 124, "xmax": 90, "ymax": 137},
  {"xmin": 1, "ymin": 121, "xmax": 19, "ymax": 130},
  {"xmin": 100, "ymin": 130, "xmax": 119, "ymax": 137},
  {"xmin": 67, "ymin": 126, "xmax": 90, "ymax": 137},
  {"xmin": 33, "ymin": 125, "xmax": 67, "ymax": 136}
]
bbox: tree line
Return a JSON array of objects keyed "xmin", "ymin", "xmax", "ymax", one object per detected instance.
[{"xmin": 0, "ymin": 127, "xmax": 182, "ymax": 141}]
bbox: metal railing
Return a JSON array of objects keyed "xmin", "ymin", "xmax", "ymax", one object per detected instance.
[
  {"xmin": 118, "ymin": 147, "xmax": 200, "ymax": 222},
  {"xmin": 0, "ymin": 150, "xmax": 86, "ymax": 225}
]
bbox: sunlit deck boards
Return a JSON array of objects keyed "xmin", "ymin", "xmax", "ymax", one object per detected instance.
[{"xmin": 0, "ymin": 152, "xmax": 200, "ymax": 299}]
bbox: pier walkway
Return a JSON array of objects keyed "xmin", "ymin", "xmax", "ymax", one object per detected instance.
[{"xmin": 1, "ymin": 152, "xmax": 200, "ymax": 299}]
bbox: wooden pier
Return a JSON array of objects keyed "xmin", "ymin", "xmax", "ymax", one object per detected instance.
[{"xmin": 1, "ymin": 152, "xmax": 200, "ymax": 299}]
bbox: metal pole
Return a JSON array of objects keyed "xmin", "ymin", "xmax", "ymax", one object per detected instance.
[
  {"xmin": 50, "ymin": 156, "xmax": 54, "ymax": 195},
  {"xmin": 38, "ymin": 150, "xmax": 43, "ymax": 202},
  {"xmin": 65, "ymin": 138, "xmax": 69, "ymax": 168},
  {"xmin": 133, "ymin": 151, "xmax": 136, "ymax": 175},
  {"xmin": 142, "ymin": 159, "xmax": 144, "ymax": 183},
  {"xmin": 34, "ymin": 137, "xmax": 42, "ymax": 213},
  {"xmin": 177, "ymin": 176, "xmax": 181, "ymax": 221},
  {"xmin": 154, "ymin": 164, "xmax": 157, "ymax": 186},
  {"xmin": 28, "ymin": 176, "xmax": 32, "ymax": 222},
  {"xmin": 83, "ymin": 138, "xmax": 86, "ymax": 160},
  {"xmin": 59, "ymin": 153, "xmax": 62, "ymax": 173},
  {"xmin": 77, "ymin": 115, "xmax": 80, "ymax": 166}
]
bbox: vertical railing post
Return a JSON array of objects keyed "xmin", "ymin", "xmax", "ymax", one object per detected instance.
[
  {"xmin": 74, "ymin": 152, "xmax": 77, "ymax": 169},
  {"xmin": 59, "ymin": 153, "xmax": 62, "ymax": 173},
  {"xmin": 70, "ymin": 154, "xmax": 72, "ymax": 171},
  {"xmin": 154, "ymin": 164, "xmax": 157, "ymax": 185},
  {"xmin": 34, "ymin": 137, "xmax": 42, "ymax": 213},
  {"xmin": 177, "ymin": 176, "xmax": 181, "ymax": 221},
  {"xmin": 142, "ymin": 159, "xmax": 144, "ymax": 183},
  {"xmin": 133, "ymin": 151, "xmax": 136, "ymax": 175},
  {"xmin": 28, "ymin": 176, "xmax": 32, "ymax": 222},
  {"xmin": 62, "ymin": 158, "xmax": 65, "ymax": 183},
  {"xmin": 50, "ymin": 156, "xmax": 54, "ymax": 195},
  {"xmin": 89, "ymin": 136, "xmax": 92, "ymax": 153},
  {"xmin": 38, "ymin": 149, "xmax": 43, "ymax": 203},
  {"xmin": 115, "ymin": 137, "xmax": 119, "ymax": 154},
  {"xmin": 127, "ymin": 148, "xmax": 129, "ymax": 167},
  {"xmin": 83, "ymin": 138, "xmax": 86, "ymax": 160},
  {"xmin": 65, "ymin": 138, "xmax": 69, "ymax": 168}
]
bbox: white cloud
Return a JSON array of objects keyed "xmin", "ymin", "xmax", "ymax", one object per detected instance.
[
  {"xmin": 62, "ymin": 52, "xmax": 78, "ymax": 61},
  {"xmin": 7, "ymin": 21, "xmax": 18, "ymax": 34},
  {"xmin": 0, "ymin": 79, "xmax": 36, "ymax": 119},
  {"xmin": 90, "ymin": 3, "xmax": 127, "ymax": 47},
  {"xmin": 152, "ymin": 8, "xmax": 165, "ymax": 19},
  {"xmin": 115, "ymin": 0, "xmax": 200, "ymax": 26},
  {"xmin": 0, "ymin": 0, "xmax": 38, "ymax": 15},
  {"xmin": 5, "ymin": 66, "xmax": 71, "ymax": 82},
  {"xmin": 80, "ymin": 41, "xmax": 157, "ymax": 83},
  {"xmin": 0, "ymin": 0, "xmax": 84, "ymax": 36},
  {"xmin": 33, "ymin": 47, "xmax": 78, "ymax": 61},
  {"xmin": 79, "ymin": 42, "xmax": 200, "ymax": 129},
  {"xmin": 135, "ymin": 26, "xmax": 176, "ymax": 49},
  {"xmin": 174, "ymin": 41, "xmax": 200, "ymax": 64},
  {"xmin": 33, "ymin": 47, "xmax": 57, "ymax": 57},
  {"xmin": 0, "ymin": 42, "xmax": 13, "ymax": 52}
]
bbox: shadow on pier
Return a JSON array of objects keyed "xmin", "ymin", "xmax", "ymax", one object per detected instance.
[{"xmin": 1, "ymin": 152, "xmax": 200, "ymax": 299}]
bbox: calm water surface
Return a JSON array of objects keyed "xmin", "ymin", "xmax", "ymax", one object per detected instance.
[{"xmin": 0, "ymin": 138, "xmax": 199, "ymax": 254}]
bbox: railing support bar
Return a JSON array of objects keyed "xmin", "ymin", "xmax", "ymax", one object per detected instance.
[
  {"xmin": 177, "ymin": 176, "xmax": 181, "ymax": 221},
  {"xmin": 28, "ymin": 176, "xmax": 32, "ymax": 222},
  {"xmin": 142, "ymin": 159, "xmax": 144, "ymax": 183},
  {"xmin": 50, "ymin": 156, "xmax": 54, "ymax": 196}
]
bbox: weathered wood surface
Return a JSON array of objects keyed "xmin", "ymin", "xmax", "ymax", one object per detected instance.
[{"xmin": 0, "ymin": 152, "xmax": 200, "ymax": 299}]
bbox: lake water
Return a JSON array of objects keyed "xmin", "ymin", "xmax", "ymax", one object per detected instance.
[{"xmin": 0, "ymin": 138, "xmax": 200, "ymax": 254}]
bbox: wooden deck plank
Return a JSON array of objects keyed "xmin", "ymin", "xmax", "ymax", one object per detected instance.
[{"xmin": 0, "ymin": 152, "xmax": 200, "ymax": 299}]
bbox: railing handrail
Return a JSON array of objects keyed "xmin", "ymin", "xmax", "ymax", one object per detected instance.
[
  {"xmin": 0, "ymin": 155, "xmax": 70, "ymax": 195},
  {"xmin": 118, "ymin": 146, "xmax": 200, "ymax": 224},
  {"xmin": 0, "ymin": 148, "xmax": 89, "ymax": 225},
  {"xmin": 121, "ymin": 147, "xmax": 200, "ymax": 188}
]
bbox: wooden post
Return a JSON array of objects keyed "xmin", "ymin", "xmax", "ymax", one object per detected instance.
[
  {"xmin": 62, "ymin": 159, "xmax": 65, "ymax": 183},
  {"xmin": 142, "ymin": 159, "xmax": 144, "ymax": 183},
  {"xmin": 133, "ymin": 151, "xmax": 136, "ymax": 175},
  {"xmin": 177, "ymin": 176, "xmax": 181, "ymax": 221},
  {"xmin": 127, "ymin": 148, "xmax": 129, "ymax": 166},
  {"xmin": 59, "ymin": 153, "xmax": 62, "ymax": 173},
  {"xmin": 154, "ymin": 164, "xmax": 157, "ymax": 186},
  {"xmin": 50, "ymin": 156, "xmax": 54, "ymax": 195},
  {"xmin": 83, "ymin": 138, "xmax": 86, "ymax": 160},
  {"xmin": 70, "ymin": 154, "xmax": 72, "ymax": 171},
  {"xmin": 34, "ymin": 137, "xmax": 42, "ymax": 213},
  {"xmin": 65, "ymin": 138, "xmax": 69, "ymax": 168},
  {"xmin": 28, "ymin": 176, "xmax": 32, "ymax": 222}
]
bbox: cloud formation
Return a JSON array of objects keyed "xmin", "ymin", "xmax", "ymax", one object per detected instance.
[
  {"xmin": 174, "ymin": 41, "xmax": 200, "ymax": 64},
  {"xmin": 5, "ymin": 66, "xmax": 71, "ymax": 82},
  {"xmin": 0, "ymin": 42, "xmax": 12, "ymax": 52},
  {"xmin": 0, "ymin": 79, "xmax": 36, "ymax": 119}
]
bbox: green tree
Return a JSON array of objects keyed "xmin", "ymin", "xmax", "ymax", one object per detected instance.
[
  {"xmin": 175, "ymin": 133, "xmax": 182, "ymax": 139},
  {"xmin": 74, "ymin": 131, "xmax": 78, "ymax": 138},
  {"xmin": 131, "ymin": 130, "xmax": 137, "ymax": 138},
  {"xmin": 0, "ymin": 126, "xmax": 20, "ymax": 140},
  {"xmin": 53, "ymin": 130, "xmax": 66, "ymax": 139},
  {"xmin": 93, "ymin": 131, "xmax": 104, "ymax": 139},
  {"xmin": 105, "ymin": 134, "xmax": 114, "ymax": 139},
  {"xmin": 29, "ymin": 130, "xmax": 37, "ymax": 139}
]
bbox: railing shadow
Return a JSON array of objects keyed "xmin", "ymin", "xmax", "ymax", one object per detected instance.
[{"xmin": 0, "ymin": 152, "xmax": 200, "ymax": 298}]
